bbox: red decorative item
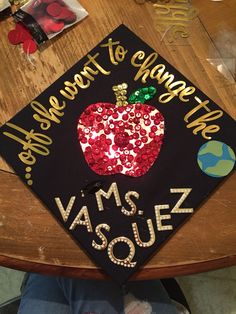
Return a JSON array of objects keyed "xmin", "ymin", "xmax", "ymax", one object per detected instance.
[
  {"xmin": 38, "ymin": 16, "xmax": 55, "ymax": 34},
  {"xmin": 8, "ymin": 30, "xmax": 21, "ymax": 45},
  {"xmin": 7, "ymin": 22, "xmax": 37, "ymax": 54},
  {"xmin": 56, "ymin": 8, "xmax": 77, "ymax": 23},
  {"xmin": 8, "ymin": 23, "xmax": 32, "ymax": 44},
  {"xmin": 22, "ymin": 39, "xmax": 37, "ymax": 54},
  {"xmin": 49, "ymin": 21, "xmax": 65, "ymax": 33},
  {"xmin": 77, "ymin": 84, "xmax": 165, "ymax": 177},
  {"xmin": 46, "ymin": 2, "xmax": 63, "ymax": 17},
  {"xmin": 26, "ymin": 0, "xmax": 77, "ymax": 36}
]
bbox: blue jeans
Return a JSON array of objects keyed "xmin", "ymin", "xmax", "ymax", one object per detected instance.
[{"xmin": 17, "ymin": 274, "xmax": 178, "ymax": 314}]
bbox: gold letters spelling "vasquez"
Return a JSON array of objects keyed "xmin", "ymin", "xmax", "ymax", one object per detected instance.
[{"xmin": 54, "ymin": 182, "xmax": 193, "ymax": 268}]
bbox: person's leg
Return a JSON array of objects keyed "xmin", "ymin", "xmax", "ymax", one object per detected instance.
[
  {"xmin": 124, "ymin": 280, "xmax": 179, "ymax": 314},
  {"xmin": 18, "ymin": 274, "xmax": 180, "ymax": 314},
  {"xmin": 17, "ymin": 273, "xmax": 70, "ymax": 314},
  {"xmin": 57, "ymin": 277, "xmax": 178, "ymax": 314},
  {"xmin": 57, "ymin": 277, "xmax": 124, "ymax": 314}
]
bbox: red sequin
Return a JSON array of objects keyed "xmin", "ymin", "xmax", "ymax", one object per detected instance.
[
  {"xmin": 114, "ymin": 132, "xmax": 130, "ymax": 148},
  {"xmin": 77, "ymin": 102, "xmax": 165, "ymax": 177}
]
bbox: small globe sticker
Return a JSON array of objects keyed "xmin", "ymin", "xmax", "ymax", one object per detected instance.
[{"xmin": 197, "ymin": 140, "xmax": 236, "ymax": 178}]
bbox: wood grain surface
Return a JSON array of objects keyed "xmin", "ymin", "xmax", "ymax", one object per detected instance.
[{"xmin": 0, "ymin": 0, "xmax": 235, "ymax": 280}]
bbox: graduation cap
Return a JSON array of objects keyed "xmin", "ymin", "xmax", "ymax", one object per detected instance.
[{"xmin": 0, "ymin": 25, "xmax": 235, "ymax": 285}]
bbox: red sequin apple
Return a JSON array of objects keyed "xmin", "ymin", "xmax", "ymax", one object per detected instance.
[{"xmin": 77, "ymin": 85, "xmax": 164, "ymax": 177}]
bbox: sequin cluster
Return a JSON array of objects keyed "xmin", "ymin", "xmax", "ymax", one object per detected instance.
[
  {"xmin": 129, "ymin": 86, "xmax": 157, "ymax": 104},
  {"xmin": 113, "ymin": 83, "xmax": 128, "ymax": 106},
  {"xmin": 77, "ymin": 102, "xmax": 164, "ymax": 177}
]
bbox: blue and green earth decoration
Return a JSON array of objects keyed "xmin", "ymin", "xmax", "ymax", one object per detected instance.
[{"xmin": 197, "ymin": 140, "xmax": 236, "ymax": 178}]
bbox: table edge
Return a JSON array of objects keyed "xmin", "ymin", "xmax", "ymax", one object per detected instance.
[{"xmin": 0, "ymin": 254, "xmax": 235, "ymax": 280}]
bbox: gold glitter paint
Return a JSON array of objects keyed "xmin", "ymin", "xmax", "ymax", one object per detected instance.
[
  {"xmin": 30, "ymin": 97, "xmax": 66, "ymax": 131},
  {"xmin": 184, "ymin": 99, "xmax": 223, "ymax": 140},
  {"xmin": 25, "ymin": 173, "xmax": 31, "ymax": 179},
  {"xmin": 100, "ymin": 38, "xmax": 128, "ymax": 65},
  {"xmin": 60, "ymin": 53, "xmax": 111, "ymax": 100},
  {"xmin": 131, "ymin": 51, "xmax": 195, "ymax": 103}
]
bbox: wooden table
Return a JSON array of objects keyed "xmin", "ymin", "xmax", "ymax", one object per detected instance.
[{"xmin": 0, "ymin": 0, "xmax": 235, "ymax": 280}]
